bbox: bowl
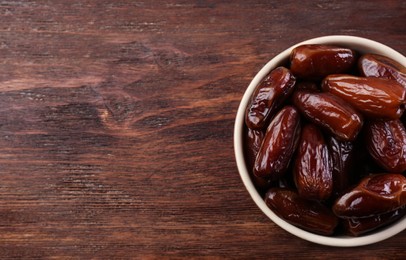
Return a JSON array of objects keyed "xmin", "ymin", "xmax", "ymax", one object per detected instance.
[{"xmin": 234, "ymin": 35, "xmax": 406, "ymax": 247}]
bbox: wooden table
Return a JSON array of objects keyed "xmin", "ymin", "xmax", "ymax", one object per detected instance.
[{"xmin": 0, "ymin": 0, "xmax": 404, "ymax": 258}]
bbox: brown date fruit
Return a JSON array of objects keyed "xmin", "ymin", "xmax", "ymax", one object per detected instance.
[
  {"xmin": 328, "ymin": 136, "xmax": 356, "ymax": 198},
  {"xmin": 322, "ymin": 75, "xmax": 406, "ymax": 119},
  {"xmin": 290, "ymin": 44, "xmax": 356, "ymax": 80},
  {"xmin": 245, "ymin": 128, "xmax": 265, "ymax": 169},
  {"xmin": 342, "ymin": 206, "xmax": 406, "ymax": 236},
  {"xmin": 265, "ymin": 188, "xmax": 338, "ymax": 235},
  {"xmin": 293, "ymin": 124, "xmax": 333, "ymax": 201},
  {"xmin": 366, "ymin": 120, "xmax": 406, "ymax": 173},
  {"xmin": 358, "ymin": 53, "xmax": 406, "ymax": 89},
  {"xmin": 292, "ymin": 90, "xmax": 363, "ymax": 141},
  {"xmin": 245, "ymin": 67, "xmax": 296, "ymax": 130},
  {"xmin": 254, "ymin": 106, "xmax": 301, "ymax": 180},
  {"xmin": 244, "ymin": 128, "xmax": 271, "ymax": 190},
  {"xmin": 333, "ymin": 173, "xmax": 406, "ymax": 218}
]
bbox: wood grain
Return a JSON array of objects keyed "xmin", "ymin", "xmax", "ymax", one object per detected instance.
[{"xmin": 0, "ymin": 0, "xmax": 404, "ymax": 258}]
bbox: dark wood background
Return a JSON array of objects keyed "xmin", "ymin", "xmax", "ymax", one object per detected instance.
[{"xmin": 0, "ymin": 0, "xmax": 404, "ymax": 258}]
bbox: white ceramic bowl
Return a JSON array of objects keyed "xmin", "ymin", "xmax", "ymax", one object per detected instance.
[{"xmin": 234, "ymin": 35, "xmax": 406, "ymax": 247}]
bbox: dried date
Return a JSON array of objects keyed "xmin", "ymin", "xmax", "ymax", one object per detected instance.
[
  {"xmin": 322, "ymin": 75, "xmax": 406, "ymax": 119},
  {"xmin": 328, "ymin": 136, "xmax": 356, "ymax": 198},
  {"xmin": 342, "ymin": 206, "xmax": 406, "ymax": 236},
  {"xmin": 290, "ymin": 44, "xmax": 356, "ymax": 80},
  {"xmin": 366, "ymin": 120, "xmax": 406, "ymax": 173},
  {"xmin": 358, "ymin": 53, "xmax": 406, "ymax": 89},
  {"xmin": 245, "ymin": 67, "xmax": 296, "ymax": 130},
  {"xmin": 244, "ymin": 128, "xmax": 271, "ymax": 190},
  {"xmin": 333, "ymin": 173, "xmax": 406, "ymax": 218},
  {"xmin": 292, "ymin": 90, "xmax": 363, "ymax": 141},
  {"xmin": 265, "ymin": 188, "xmax": 338, "ymax": 235},
  {"xmin": 293, "ymin": 124, "xmax": 333, "ymax": 201},
  {"xmin": 254, "ymin": 106, "xmax": 301, "ymax": 180},
  {"xmin": 245, "ymin": 128, "xmax": 264, "ymax": 169}
]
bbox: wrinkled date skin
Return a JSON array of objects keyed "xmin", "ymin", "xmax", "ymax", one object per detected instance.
[
  {"xmin": 322, "ymin": 75, "xmax": 406, "ymax": 119},
  {"xmin": 342, "ymin": 206, "xmax": 406, "ymax": 236},
  {"xmin": 294, "ymin": 124, "xmax": 333, "ymax": 201},
  {"xmin": 333, "ymin": 173, "xmax": 406, "ymax": 218},
  {"xmin": 290, "ymin": 44, "xmax": 356, "ymax": 80},
  {"xmin": 265, "ymin": 188, "xmax": 338, "ymax": 235},
  {"xmin": 292, "ymin": 90, "xmax": 363, "ymax": 141},
  {"xmin": 328, "ymin": 136, "xmax": 356, "ymax": 198},
  {"xmin": 254, "ymin": 106, "xmax": 301, "ymax": 180},
  {"xmin": 245, "ymin": 67, "xmax": 296, "ymax": 130},
  {"xmin": 366, "ymin": 120, "xmax": 406, "ymax": 173},
  {"xmin": 358, "ymin": 53, "xmax": 406, "ymax": 89}
]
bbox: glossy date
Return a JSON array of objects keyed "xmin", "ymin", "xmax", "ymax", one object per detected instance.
[
  {"xmin": 254, "ymin": 106, "xmax": 301, "ymax": 180},
  {"xmin": 245, "ymin": 128, "xmax": 264, "ymax": 169},
  {"xmin": 265, "ymin": 188, "xmax": 338, "ymax": 235},
  {"xmin": 366, "ymin": 120, "xmax": 406, "ymax": 173},
  {"xmin": 342, "ymin": 206, "xmax": 406, "ymax": 236},
  {"xmin": 290, "ymin": 44, "xmax": 356, "ymax": 80},
  {"xmin": 358, "ymin": 53, "xmax": 406, "ymax": 89},
  {"xmin": 292, "ymin": 90, "xmax": 363, "ymax": 141},
  {"xmin": 322, "ymin": 75, "xmax": 406, "ymax": 119},
  {"xmin": 328, "ymin": 136, "xmax": 356, "ymax": 198},
  {"xmin": 333, "ymin": 173, "xmax": 406, "ymax": 218},
  {"xmin": 293, "ymin": 124, "xmax": 333, "ymax": 201},
  {"xmin": 244, "ymin": 128, "xmax": 271, "ymax": 191},
  {"xmin": 245, "ymin": 67, "xmax": 296, "ymax": 130}
]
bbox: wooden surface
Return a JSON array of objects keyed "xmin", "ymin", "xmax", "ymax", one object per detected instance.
[{"xmin": 0, "ymin": 0, "xmax": 404, "ymax": 258}]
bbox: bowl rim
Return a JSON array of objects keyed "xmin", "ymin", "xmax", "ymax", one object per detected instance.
[{"xmin": 234, "ymin": 35, "xmax": 406, "ymax": 247}]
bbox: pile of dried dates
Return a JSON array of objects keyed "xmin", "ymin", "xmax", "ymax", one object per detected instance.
[{"xmin": 244, "ymin": 44, "xmax": 406, "ymax": 236}]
